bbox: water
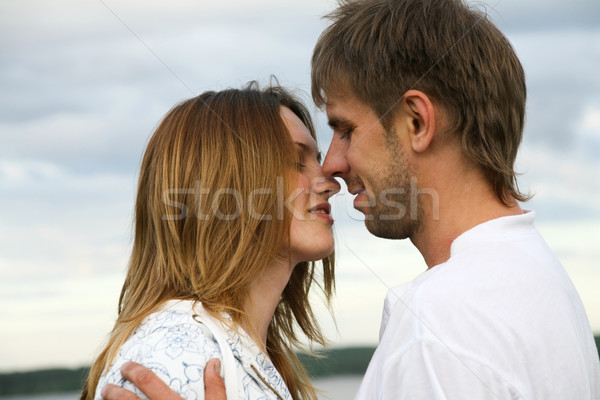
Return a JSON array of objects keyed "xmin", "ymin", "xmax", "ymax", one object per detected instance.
[
  {"xmin": 0, "ymin": 393, "xmax": 80, "ymax": 400},
  {"xmin": 313, "ymin": 375, "xmax": 362, "ymax": 399},
  {"xmin": 0, "ymin": 376, "xmax": 363, "ymax": 400}
]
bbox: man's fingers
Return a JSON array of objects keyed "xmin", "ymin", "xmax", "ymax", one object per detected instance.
[
  {"xmin": 100, "ymin": 383, "xmax": 142, "ymax": 400},
  {"xmin": 101, "ymin": 360, "xmax": 226, "ymax": 400},
  {"xmin": 204, "ymin": 359, "xmax": 227, "ymax": 400},
  {"xmin": 119, "ymin": 362, "xmax": 184, "ymax": 400}
]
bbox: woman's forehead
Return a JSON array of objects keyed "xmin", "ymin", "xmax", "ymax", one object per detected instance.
[{"xmin": 280, "ymin": 106, "xmax": 318, "ymax": 152}]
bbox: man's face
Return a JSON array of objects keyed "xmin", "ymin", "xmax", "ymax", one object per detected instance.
[{"xmin": 323, "ymin": 93, "xmax": 422, "ymax": 240}]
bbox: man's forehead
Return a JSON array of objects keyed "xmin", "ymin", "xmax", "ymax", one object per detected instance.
[
  {"xmin": 325, "ymin": 93, "xmax": 371, "ymax": 117},
  {"xmin": 325, "ymin": 101, "xmax": 352, "ymax": 128},
  {"xmin": 324, "ymin": 93, "xmax": 354, "ymax": 115},
  {"xmin": 325, "ymin": 93, "xmax": 389, "ymax": 131},
  {"xmin": 324, "ymin": 90, "xmax": 350, "ymax": 105},
  {"xmin": 322, "ymin": 83, "xmax": 356, "ymax": 106}
]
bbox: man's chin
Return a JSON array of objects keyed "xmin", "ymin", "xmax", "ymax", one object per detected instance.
[{"xmin": 364, "ymin": 218, "xmax": 411, "ymax": 240}]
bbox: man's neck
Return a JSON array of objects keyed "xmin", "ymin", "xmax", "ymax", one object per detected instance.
[{"xmin": 411, "ymin": 177, "xmax": 523, "ymax": 269}]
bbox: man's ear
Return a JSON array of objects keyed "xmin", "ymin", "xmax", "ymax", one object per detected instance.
[{"xmin": 400, "ymin": 90, "xmax": 436, "ymax": 153}]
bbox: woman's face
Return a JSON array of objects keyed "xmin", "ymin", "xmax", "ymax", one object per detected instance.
[{"xmin": 281, "ymin": 106, "xmax": 340, "ymax": 264}]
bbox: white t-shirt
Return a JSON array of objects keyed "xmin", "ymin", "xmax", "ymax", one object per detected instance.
[{"xmin": 355, "ymin": 211, "xmax": 600, "ymax": 399}]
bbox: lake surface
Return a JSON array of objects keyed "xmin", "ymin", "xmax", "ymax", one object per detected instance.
[
  {"xmin": 0, "ymin": 393, "xmax": 80, "ymax": 400},
  {"xmin": 0, "ymin": 375, "xmax": 363, "ymax": 400},
  {"xmin": 313, "ymin": 375, "xmax": 363, "ymax": 399}
]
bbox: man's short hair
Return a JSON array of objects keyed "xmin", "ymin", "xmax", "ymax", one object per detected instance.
[{"xmin": 312, "ymin": 0, "xmax": 529, "ymax": 205}]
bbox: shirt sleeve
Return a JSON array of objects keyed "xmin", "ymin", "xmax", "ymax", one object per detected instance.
[
  {"xmin": 95, "ymin": 320, "xmax": 223, "ymax": 400},
  {"xmin": 378, "ymin": 339, "xmax": 523, "ymax": 400}
]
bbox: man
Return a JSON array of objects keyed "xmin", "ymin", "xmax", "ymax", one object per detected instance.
[{"xmin": 102, "ymin": 0, "xmax": 600, "ymax": 398}]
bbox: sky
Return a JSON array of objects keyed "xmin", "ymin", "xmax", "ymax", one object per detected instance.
[{"xmin": 0, "ymin": 0, "xmax": 599, "ymax": 372}]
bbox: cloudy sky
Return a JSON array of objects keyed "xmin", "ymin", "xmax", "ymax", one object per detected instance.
[{"xmin": 0, "ymin": 0, "xmax": 599, "ymax": 372}]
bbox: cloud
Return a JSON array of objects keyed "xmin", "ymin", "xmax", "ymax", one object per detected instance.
[
  {"xmin": 477, "ymin": 0, "xmax": 600, "ymax": 32},
  {"xmin": 0, "ymin": 273, "xmax": 124, "ymax": 371},
  {"xmin": 1, "ymin": 0, "xmax": 599, "ymax": 372},
  {"xmin": 0, "ymin": 0, "xmax": 326, "ymax": 176},
  {"xmin": 0, "ymin": 159, "xmax": 133, "ymax": 279},
  {"xmin": 508, "ymin": 30, "xmax": 600, "ymax": 154}
]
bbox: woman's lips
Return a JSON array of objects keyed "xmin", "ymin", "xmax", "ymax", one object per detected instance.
[{"xmin": 308, "ymin": 203, "xmax": 334, "ymax": 224}]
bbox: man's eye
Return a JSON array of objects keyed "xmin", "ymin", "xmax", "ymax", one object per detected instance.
[{"xmin": 340, "ymin": 128, "xmax": 354, "ymax": 140}]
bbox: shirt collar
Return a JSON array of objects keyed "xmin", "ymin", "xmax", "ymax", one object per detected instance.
[
  {"xmin": 222, "ymin": 322, "xmax": 291, "ymax": 399},
  {"xmin": 450, "ymin": 210, "xmax": 536, "ymax": 257}
]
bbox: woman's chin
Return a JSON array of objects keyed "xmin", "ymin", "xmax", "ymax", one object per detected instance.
[{"xmin": 296, "ymin": 246, "xmax": 335, "ymax": 264}]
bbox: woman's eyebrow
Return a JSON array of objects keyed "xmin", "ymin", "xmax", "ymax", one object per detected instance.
[{"xmin": 294, "ymin": 141, "xmax": 319, "ymax": 159}]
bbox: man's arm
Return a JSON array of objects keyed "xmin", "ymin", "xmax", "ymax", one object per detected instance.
[{"xmin": 101, "ymin": 359, "xmax": 226, "ymax": 400}]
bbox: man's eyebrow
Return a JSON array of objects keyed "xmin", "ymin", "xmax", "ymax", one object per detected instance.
[{"xmin": 327, "ymin": 116, "xmax": 352, "ymax": 129}]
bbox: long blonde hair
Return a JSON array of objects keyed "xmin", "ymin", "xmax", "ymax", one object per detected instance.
[{"xmin": 81, "ymin": 83, "xmax": 334, "ymax": 400}]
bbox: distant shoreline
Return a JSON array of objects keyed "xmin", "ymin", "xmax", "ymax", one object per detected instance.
[
  {"xmin": 0, "ymin": 346, "xmax": 377, "ymax": 397},
  {"xmin": 2, "ymin": 340, "xmax": 599, "ymax": 397}
]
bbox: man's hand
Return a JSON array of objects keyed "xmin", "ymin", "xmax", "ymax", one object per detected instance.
[
  {"xmin": 100, "ymin": 362, "xmax": 183, "ymax": 400},
  {"xmin": 100, "ymin": 359, "xmax": 226, "ymax": 400},
  {"xmin": 203, "ymin": 359, "xmax": 227, "ymax": 400}
]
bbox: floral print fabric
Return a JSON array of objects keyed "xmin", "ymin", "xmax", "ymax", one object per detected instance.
[{"xmin": 95, "ymin": 300, "xmax": 291, "ymax": 400}]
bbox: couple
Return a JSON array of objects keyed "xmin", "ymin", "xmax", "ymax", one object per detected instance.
[{"xmin": 84, "ymin": 0, "xmax": 600, "ymax": 399}]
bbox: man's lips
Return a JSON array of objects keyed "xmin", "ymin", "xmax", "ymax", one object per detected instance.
[
  {"xmin": 352, "ymin": 188, "xmax": 369, "ymax": 211},
  {"xmin": 348, "ymin": 187, "xmax": 365, "ymax": 196}
]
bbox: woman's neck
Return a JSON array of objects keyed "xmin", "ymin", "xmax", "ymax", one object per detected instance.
[{"xmin": 245, "ymin": 257, "xmax": 294, "ymax": 352}]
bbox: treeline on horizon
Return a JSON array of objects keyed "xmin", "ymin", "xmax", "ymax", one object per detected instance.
[
  {"xmin": 2, "ymin": 340, "xmax": 599, "ymax": 396},
  {"xmin": 0, "ymin": 347, "xmax": 375, "ymax": 396}
]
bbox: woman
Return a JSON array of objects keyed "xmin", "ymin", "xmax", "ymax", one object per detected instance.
[{"xmin": 81, "ymin": 83, "xmax": 340, "ymax": 400}]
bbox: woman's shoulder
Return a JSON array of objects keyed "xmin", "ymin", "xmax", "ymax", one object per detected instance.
[
  {"xmin": 95, "ymin": 300, "xmax": 222, "ymax": 399},
  {"xmin": 128, "ymin": 300, "xmax": 221, "ymax": 358}
]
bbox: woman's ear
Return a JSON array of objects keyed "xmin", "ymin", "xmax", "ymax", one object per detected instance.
[{"xmin": 401, "ymin": 90, "xmax": 436, "ymax": 153}]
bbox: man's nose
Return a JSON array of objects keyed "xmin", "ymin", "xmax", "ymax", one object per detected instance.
[{"xmin": 321, "ymin": 137, "xmax": 350, "ymax": 179}]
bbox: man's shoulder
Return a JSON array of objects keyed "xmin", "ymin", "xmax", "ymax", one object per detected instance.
[
  {"xmin": 381, "ymin": 235, "xmax": 575, "ymax": 342},
  {"xmin": 448, "ymin": 210, "xmax": 560, "ymax": 267}
]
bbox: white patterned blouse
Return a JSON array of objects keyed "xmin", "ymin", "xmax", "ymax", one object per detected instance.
[{"xmin": 94, "ymin": 300, "xmax": 292, "ymax": 400}]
